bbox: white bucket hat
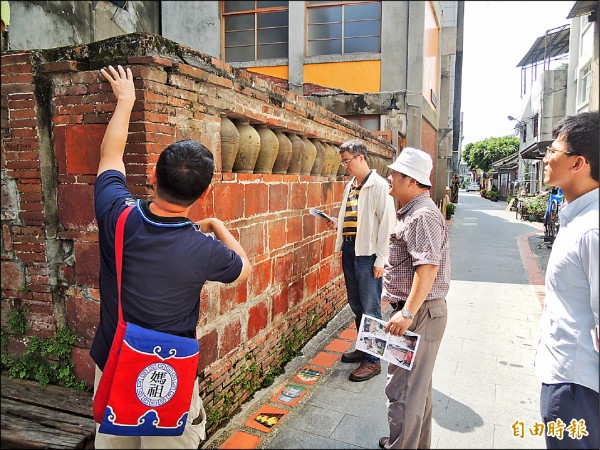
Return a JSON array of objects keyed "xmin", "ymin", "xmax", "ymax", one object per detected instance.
[{"xmin": 388, "ymin": 147, "xmax": 432, "ymax": 187}]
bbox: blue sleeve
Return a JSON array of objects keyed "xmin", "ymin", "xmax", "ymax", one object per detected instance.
[
  {"xmin": 94, "ymin": 170, "xmax": 133, "ymax": 222},
  {"xmin": 204, "ymin": 236, "xmax": 244, "ymax": 283}
]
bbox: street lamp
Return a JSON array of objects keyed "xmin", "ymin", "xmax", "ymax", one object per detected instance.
[
  {"xmin": 386, "ymin": 96, "xmax": 400, "ymax": 151},
  {"xmin": 508, "ymin": 115, "xmax": 526, "ymax": 195}
]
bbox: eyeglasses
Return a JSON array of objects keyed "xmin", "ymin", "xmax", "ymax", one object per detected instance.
[
  {"xmin": 340, "ymin": 155, "xmax": 359, "ymax": 166},
  {"xmin": 545, "ymin": 146, "xmax": 573, "ymax": 158}
]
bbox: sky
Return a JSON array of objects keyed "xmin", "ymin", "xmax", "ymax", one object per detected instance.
[{"xmin": 460, "ymin": 1, "xmax": 574, "ymax": 148}]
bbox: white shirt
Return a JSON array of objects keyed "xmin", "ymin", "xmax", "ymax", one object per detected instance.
[
  {"xmin": 533, "ymin": 188, "xmax": 599, "ymax": 393},
  {"xmin": 334, "ymin": 170, "xmax": 396, "ymax": 268}
]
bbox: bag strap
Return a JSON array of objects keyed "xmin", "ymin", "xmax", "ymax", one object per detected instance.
[{"xmin": 115, "ymin": 206, "xmax": 134, "ymax": 324}]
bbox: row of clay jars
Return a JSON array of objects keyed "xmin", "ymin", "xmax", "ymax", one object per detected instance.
[{"xmin": 221, "ymin": 115, "xmax": 343, "ymax": 177}]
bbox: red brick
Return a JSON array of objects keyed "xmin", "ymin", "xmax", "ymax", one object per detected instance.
[
  {"xmin": 244, "ymin": 183, "xmax": 268, "ymax": 217},
  {"xmin": 247, "ymin": 302, "xmax": 268, "ymax": 339},
  {"xmin": 268, "ymin": 183, "xmax": 288, "ymax": 212},
  {"xmin": 66, "ymin": 295, "xmax": 99, "ymax": 340},
  {"xmin": 220, "ymin": 319, "xmax": 241, "ymax": 356},
  {"xmin": 239, "ymin": 222, "xmax": 265, "ymax": 259},
  {"xmin": 38, "ymin": 60, "xmax": 80, "ymax": 73},
  {"xmin": 213, "ymin": 183, "xmax": 245, "ymax": 221},
  {"xmin": 273, "ymin": 252, "xmax": 294, "ymax": 284},
  {"xmin": 74, "ymin": 241, "xmax": 99, "ymax": 287},
  {"xmin": 249, "ymin": 260, "xmax": 272, "ymax": 298},
  {"xmin": 272, "ymin": 286, "xmax": 289, "ymax": 319},
  {"xmin": 318, "ymin": 262, "xmax": 332, "ymax": 289},
  {"xmin": 57, "ymin": 184, "xmax": 95, "ymax": 230},
  {"xmin": 1, "ymin": 260, "xmax": 25, "ymax": 290},
  {"xmin": 268, "ymin": 217, "xmax": 287, "ymax": 251},
  {"xmin": 288, "ymin": 278, "xmax": 304, "ymax": 307},
  {"xmin": 287, "ymin": 215, "xmax": 302, "ymax": 245},
  {"xmin": 71, "ymin": 347, "xmax": 95, "ymax": 386},
  {"xmin": 198, "ymin": 329, "xmax": 218, "ymax": 372},
  {"xmin": 128, "ymin": 55, "xmax": 174, "ymax": 67},
  {"xmin": 63, "ymin": 124, "xmax": 106, "ymax": 174},
  {"xmin": 290, "ymin": 182, "xmax": 307, "ymax": 209},
  {"xmin": 304, "ymin": 270, "xmax": 318, "ymax": 299}
]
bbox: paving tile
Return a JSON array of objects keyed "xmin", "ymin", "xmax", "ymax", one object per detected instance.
[
  {"xmin": 339, "ymin": 327, "xmax": 358, "ymax": 340},
  {"xmin": 244, "ymin": 405, "xmax": 288, "ymax": 433},
  {"xmin": 267, "ymin": 427, "xmax": 363, "ymax": 449},
  {"xmin": 293, "ymin": 366, "xmax": 326, "ymax": 385},
  {"xmin": 219, "ymin": 431, "xmax": 262, "ymax": 449},
  {"xmin": 310, "ymin": 351, "xmax": 340, "ymax": 367},
  {"xmin": 271, "ymin": 383, "xmax": 309, "ymax": 407},
  {"xmin": 325, "ymin": 338, "xmax": 354, "ymax": 353}
]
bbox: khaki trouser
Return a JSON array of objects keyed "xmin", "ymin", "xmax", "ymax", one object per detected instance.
[
  {"xmin": 384, "ymin": 297, "xmax": 447, "ymax": 449},
  {"xmin": 93, "ymin": 365, "xmax": 206, "ymax": 449}
]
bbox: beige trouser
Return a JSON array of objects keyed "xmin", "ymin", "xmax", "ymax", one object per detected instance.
[
  {"xmin": 384, "ymin": 297, "xmax": 447, "ymax": 449},
  {"xmin": 93, "ymin": 365, "xmax": 206, "ymax": 449}
]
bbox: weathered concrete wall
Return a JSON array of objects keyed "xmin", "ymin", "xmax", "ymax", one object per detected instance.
[
  {"xmin": 6, "ymin": 1, "xmax": 160, "ymax": 50},
  {"xmin": 1, "ymin": 32, "xmax": 394, "ymax": 434}
]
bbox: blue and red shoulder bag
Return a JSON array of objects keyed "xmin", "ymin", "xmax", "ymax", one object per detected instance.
[{"xmin": 92, "ymin": 206, "xmax": 200, "ymax": 436}]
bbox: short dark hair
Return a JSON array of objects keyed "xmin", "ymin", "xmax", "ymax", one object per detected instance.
[
  {"xmin": 155, "ymin": 140, "xmax": 214, "ymax": 207},
  {"xmin": 552, "ymin": 110, "xmax": 599, "ymax": 182},
  {"xmin": 339, "ymin": 139, "xmax": 368, "ymax": 157}
]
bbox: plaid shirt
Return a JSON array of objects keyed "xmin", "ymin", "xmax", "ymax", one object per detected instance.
[{"xmin": 382, "ymin": 192, "xmax": 450, "ymax": 303}]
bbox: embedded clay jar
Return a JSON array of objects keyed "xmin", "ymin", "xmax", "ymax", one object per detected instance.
[
  {"xmin": 286, "ymin": 132, "xmax": 305, "ymax": 175},
  {"xmin": 321, "ymin": 142, "xmax": 336, "ymax": 178},
  {"xmin": 233, "ymin": 119, "xmax": 261, "ymax": 174},
  {"xmin": 272, "ymin": 129, "xmax": 293, "ymax": 174},
  {"xmin": 300, "ymin": 135, "xmax": 317, "ymax": 175},
  {"xmin": 310, "ymin": 138, "xmax": 325, "ymax": 176},
  {"xmin": 254, "ymin": 124, "xmax": 279, "ymax": 174},
  {"xmin": 335, "ymin": 144, "xmax": 346, "ymax": 176},
  {"xmin": 220, "ymin": 115, "xmax": 240, "ymax": 173}
]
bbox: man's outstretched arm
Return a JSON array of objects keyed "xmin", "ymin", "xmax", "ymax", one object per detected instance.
[{"xmin": 98, "ymin": 65, "xmax": 135, "ymax": 176}]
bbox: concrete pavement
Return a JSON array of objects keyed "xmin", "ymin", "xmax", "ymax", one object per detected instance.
[{"xmin": 204, "ymin": 191, "xmax": 549, "ymax": 449}]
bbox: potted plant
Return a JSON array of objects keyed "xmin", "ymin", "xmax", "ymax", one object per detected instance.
[
  {"xmin": 445, "ymin": 202, "xmax": 455, "ymax": 220},
  {"xmin": 524, "ymin": 192, "xmax": 550, "ymax": 222}
]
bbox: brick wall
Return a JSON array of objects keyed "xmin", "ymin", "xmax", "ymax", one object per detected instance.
[{"xmin": 1, "ymin": 33, "xmax": 394, "ymax": 433}]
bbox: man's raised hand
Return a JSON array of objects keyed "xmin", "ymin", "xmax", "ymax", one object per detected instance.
[{"xmin": 100, "ymin": 65, "xmax": 135, "ymax": 105}]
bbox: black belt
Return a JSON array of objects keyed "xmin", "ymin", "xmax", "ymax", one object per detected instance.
[
  {"xmin": 390, "ymin": 301, "xmax": 406, "ymax": 311},
  {"xmin": 343, "ymin": 235, "xmax": 356, "ymax": 242}
]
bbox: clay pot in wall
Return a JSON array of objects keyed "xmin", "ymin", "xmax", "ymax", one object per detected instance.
[
  {"xmin": 334, "ymin": 144, "xmax": 346, "ymax": 176},
  {"xmin": 233, "ymin": 119, "xmax": 261, "ymax": 174},
  {"xmin": 286, "ymin": 132, "xmax": 305, "ymax": 175},
  {"xmin": 254, "ymin": 124, "xmax": 279, "ymax": 174},
  {"xmin": 329, "ymin": 144, "xmax": 342, "ymax": 178},
  {"xmin": 220, "ymin": 115, "xmax": 240, "ymax": 173},
  {"xmin": 321, "ymin": 142, "xmax": 336, "ymax": 178},
  {"xmin": 310, "ymin": 138, "xmax": 325, "ymax": 176},
  {"xmin": 272, "ymin": 129, "xmax": 293, "ymax": 174},
  {"xmin": 300, "ymin": 136, "xmax": 317, "ymax": 175}
]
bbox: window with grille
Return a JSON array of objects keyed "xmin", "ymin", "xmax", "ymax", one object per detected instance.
[
  {"xmin": 307, "ymin": 1, "xmax": 381, "ymax": 57},
  {"xmin": 344, "ymin": 115, "xmax": 380, "ymax": 131},
  {"xmin": 222, "ymin": 1, "xmax": 289, "ymax": 62},
  {"xmin": 533, "ymin": 113, "xmax": 538, "ymax": 138},
  {"xmin": 578, "ymin": 63, "xmax": 591, "ymax": 107}
]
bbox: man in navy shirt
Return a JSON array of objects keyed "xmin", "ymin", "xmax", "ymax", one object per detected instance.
[{"xmin": 91, "ymin": 65, "xmax": 251, "ymax": 449}]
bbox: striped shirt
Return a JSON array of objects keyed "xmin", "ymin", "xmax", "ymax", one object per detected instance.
[
  {"xmin": 382, "ymin": 192, "xmax": 450, "ymax": 303},
  {"xmin": 343, "ymin": 172, "xmax": 371, "ymax": 237}
]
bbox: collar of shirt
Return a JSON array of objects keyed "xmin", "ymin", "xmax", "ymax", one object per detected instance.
[
  {"xmin": 559, "ymin": 188, "xmax": 599, "ymax": 226},
  {"xmin": 397, "ymin": 191, "xmax": 430, "ymax": 218}
]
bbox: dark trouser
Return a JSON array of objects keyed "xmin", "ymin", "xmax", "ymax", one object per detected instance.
[
  {"xmin": 540, "ymin": 382, "xmax": 599, "ymax": 449},
  {"xmin": 341, "ymin": 239, "xmax": 382, "ymax": 364}
]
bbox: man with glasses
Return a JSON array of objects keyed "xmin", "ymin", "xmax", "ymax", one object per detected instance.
[
  {"xmin": 533, "ymin": 110, "xmax": 598, "ymax": 449},
  {"xmin": 327, "ymin": 139, "xmax": 395, "ymax": 381}
]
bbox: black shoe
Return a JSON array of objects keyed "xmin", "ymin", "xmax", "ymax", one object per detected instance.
[{"xmin": 341, "ymin": 349, "xmax": 364, "ymax": 363}]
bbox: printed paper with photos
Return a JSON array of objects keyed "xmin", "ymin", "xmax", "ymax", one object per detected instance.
[{"xmin": 355, "ymin": 314, "xmax": 421, "ymax": 370}]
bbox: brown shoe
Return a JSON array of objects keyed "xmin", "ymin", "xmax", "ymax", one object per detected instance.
[
  {"xmin": 349, "ymin": 361, "xmax": 381, "ymax": 382},
  {"xmin": 341, "ymin": 349, "xmax": 364, "ymax": 363},
  {"xmin": 379, "ymin": 437, "xmax": 389, "ymax": 449}
]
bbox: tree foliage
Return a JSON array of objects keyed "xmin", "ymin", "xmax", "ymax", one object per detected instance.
[{"xmin": 462, "ymin": 136, "xmax": 519, "ymax": 172}]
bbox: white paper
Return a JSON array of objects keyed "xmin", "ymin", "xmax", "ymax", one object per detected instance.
[
  {"xmin": 355, "ymin": 314, "xmax": 421, "ymax": 370},
  {"xmin": 309, "ymin": 207, "xmax": 337, "ymax": 223}
]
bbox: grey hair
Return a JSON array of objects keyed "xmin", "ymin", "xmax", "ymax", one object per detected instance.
[{"xmin": 339, "ymin": 139, "xmax": 368, "ymax": 157}]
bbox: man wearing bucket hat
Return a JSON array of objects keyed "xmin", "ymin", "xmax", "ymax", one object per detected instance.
[{"xmin": 379, "ymin": 147, "xmax": 450, "ymax": 449}]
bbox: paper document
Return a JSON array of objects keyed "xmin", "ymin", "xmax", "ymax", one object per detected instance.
[
  {"xmin": 355, "ymin": 314, "xmax": 421, "ymax": 370},
  {"xmin": 309, "ymin": 207, "xmax": 337, "ymax": 222}
]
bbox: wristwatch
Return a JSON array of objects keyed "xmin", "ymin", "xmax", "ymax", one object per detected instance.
[{"xmin": 401, "ymin": 309, "xmax": 414, "ymax": 320}]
